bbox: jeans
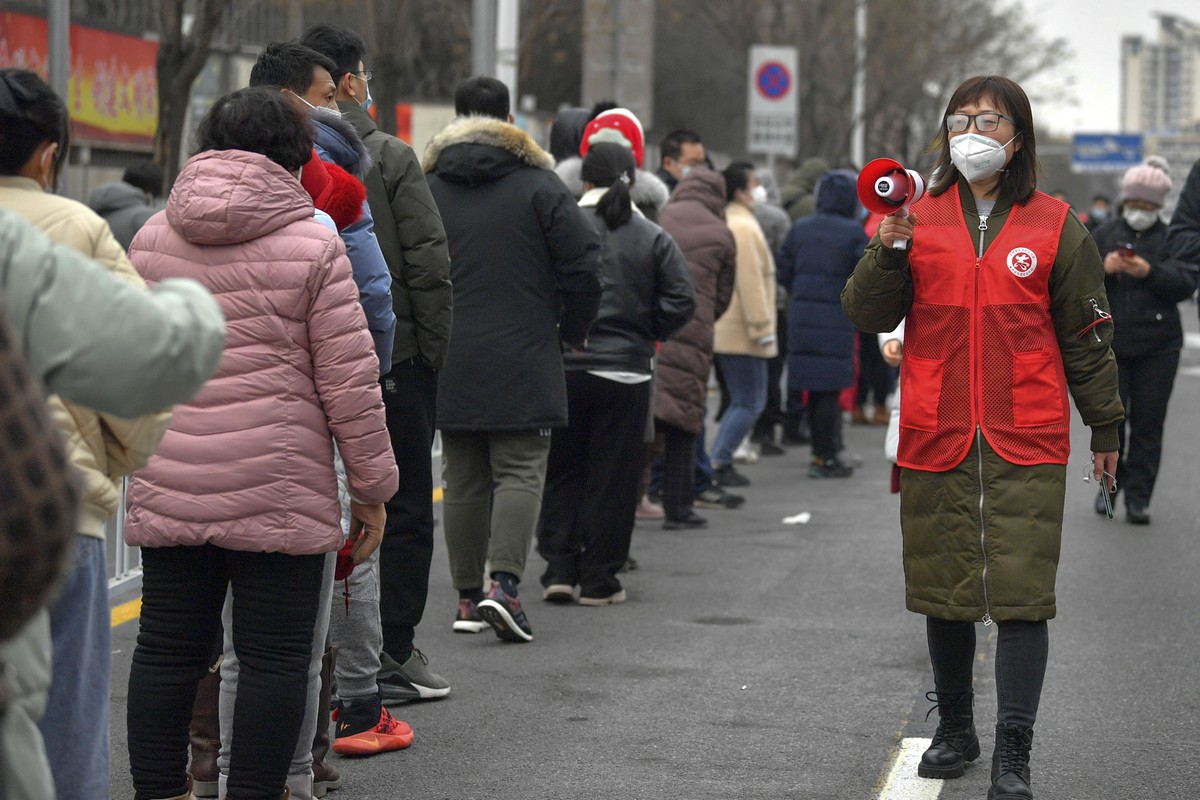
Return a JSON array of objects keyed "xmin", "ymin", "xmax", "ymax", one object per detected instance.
[
  {"xmin": 378, "ymin": 362, "xmax": 437, "ymax": 660},
  {"xmin": 538, "ymin": 373, "xmax": 650, "ymax": 595},
  {"xmin": 41, "ymin": 535, "xmax": 110, "ymax": 800},
  {"xmin": 127, "ymin": 545, "xmax": 325, "ymax": 800},
  {"xmin": 710, "ymin": 355, "xmax": 768, "ymax": 465},
  {"xmin": 442, "ymin": 430, "xmax": 552, "ymax": 589}
]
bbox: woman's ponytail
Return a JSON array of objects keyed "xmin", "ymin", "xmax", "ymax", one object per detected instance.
[{"xmin": 581, "ymin": 142, "xmax": 636, "ymax": 231}]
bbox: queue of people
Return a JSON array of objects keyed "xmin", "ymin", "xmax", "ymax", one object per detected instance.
[{"xmin": 3, "ymin": 43, "xmax": 1199, "ymax": 800}]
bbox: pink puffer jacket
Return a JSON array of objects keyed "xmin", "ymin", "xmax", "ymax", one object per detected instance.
[{"xmin": 125, "ymin": 150, "xmax": 398, "ymax": 555}]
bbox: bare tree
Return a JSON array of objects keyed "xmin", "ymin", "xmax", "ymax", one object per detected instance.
[
  {"xmin": 154, "ymin": 0, "xmax": 232, "ymax": 190},
  {"xmin": 658, "ymin": 0, "xmax": 1071, "ymax": 168}
]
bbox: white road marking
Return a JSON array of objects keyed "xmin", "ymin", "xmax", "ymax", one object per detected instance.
[
  {"xmin": 876, "ymin": 738, "xmax": 943, "ymax": 800},
  {"xmin": 1184, "ymin": 332, "xmax": 1200, "ymax": 350},
  {"xmin": 1179, "ymin": 366, "xmax": 1200, "ymax": 378}
]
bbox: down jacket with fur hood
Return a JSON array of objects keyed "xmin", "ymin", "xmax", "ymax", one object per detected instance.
[
  {"xmin": 424, "ymin": 115, "xmax": 602, "ymax": 431},
  {"xmin": 125, "ymin": 150, "xmax": 398, "ymax": 555}
]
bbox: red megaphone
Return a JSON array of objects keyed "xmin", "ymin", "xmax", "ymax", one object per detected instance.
[{"xmin": 857, "ymin": 158, "xmax": 926, "ymax": 250}]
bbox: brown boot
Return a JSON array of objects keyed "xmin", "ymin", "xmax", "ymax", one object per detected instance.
[
  {"xmin": 850, "ymin": 406, "xmax": 869, "ymax": 425},
  {"xmin": 312, "ymin": 647, "xmax": 344, "ymax": 797},
  {"xmin": 872, "ymin": 405, "xmax": 891, "ymax": 426},
  {"xmin": 189, "ymin": 662, "xmax": 222, "ymax": 798}
]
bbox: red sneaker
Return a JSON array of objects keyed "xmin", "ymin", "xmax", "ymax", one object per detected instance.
[{"xmin": 332, "ymin": 707, "xmax": 414, "ymax": 755}]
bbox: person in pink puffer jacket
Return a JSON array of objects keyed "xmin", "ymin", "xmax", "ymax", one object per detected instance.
[{"xmin": 123, "ymin": 87, "xmax": 398, "ymax": 800}]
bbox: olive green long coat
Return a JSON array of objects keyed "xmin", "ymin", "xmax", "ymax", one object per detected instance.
[{"xmin": 842, "ymin": 181, "xmax": 1124, "ymax": 622}]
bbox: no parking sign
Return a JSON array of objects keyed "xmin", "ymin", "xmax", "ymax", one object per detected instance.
[{"xmin": 747, "ymin": 45, "xmax": 798, "ymax": 157}]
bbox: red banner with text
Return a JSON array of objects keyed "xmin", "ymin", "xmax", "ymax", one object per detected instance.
[{"xmin": 0, "ymin": 11, "xmax": 158, "ymax": 146}]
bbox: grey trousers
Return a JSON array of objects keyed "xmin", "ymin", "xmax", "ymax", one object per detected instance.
[{"xmin": 441, "ymin": 430, "xmax": 552, "ymax": 589}]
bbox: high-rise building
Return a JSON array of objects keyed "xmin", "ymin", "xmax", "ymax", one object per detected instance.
[{"xmin": 1121, "ymin": 13, "xmax": 1200, "ymax": 134}]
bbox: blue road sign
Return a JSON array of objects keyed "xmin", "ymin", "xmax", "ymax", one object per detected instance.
[
  {"xmin": 756, "ymin": 61, "xmax": 791, "ymax": 100},
  {"xmin": 1071, "ymin": 133, "xmax": 1143, "ymax": 173}
]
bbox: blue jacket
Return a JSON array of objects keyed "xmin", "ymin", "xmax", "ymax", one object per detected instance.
[
  {"xmin": 778, "ymin": 170, "xmax": 869, "ymax": 391},
  {"xmin": 311, "ymin": 113, "xmax": 396, "ymax": 373}
]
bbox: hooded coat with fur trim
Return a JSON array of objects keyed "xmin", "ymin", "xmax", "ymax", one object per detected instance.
[
  {"xmin": 555, "ymin": 156, "xmax": 671, "ymax": 223},
  {"xmin": 424, "ymin": 116, "xmax": 602, "ymax": 430},
  {"xmin": 310, "ymin": 112, "xmax": 395, "ymax": 373}
]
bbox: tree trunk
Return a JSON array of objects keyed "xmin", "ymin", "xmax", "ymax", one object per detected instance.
[{"xmin": 153, "ymin": 0, "xmax": 231, "ymax": 192}]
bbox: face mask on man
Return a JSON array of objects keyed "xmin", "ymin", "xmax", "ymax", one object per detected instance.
[
  {"xmin": 1089, "ymin": 206, "xmax": 1108, "ymax": 224},
  {"xmin": 949, "ymin": 133, "xmax": 1016, "ymax": 183},
  {"xmin": 361, "ymin": 83, "xmax": 373, "ymax": 112},
  {"xmin": 1123, "ymin": 208, "xmax": 1159, "ymax": 231},
  {"xmin": 750, "ymin": 184, "xmax": 768, "ymax": 206},
  {"xmin": 295, "ymin": 93, "xmax": 342, "ymax": 120}
]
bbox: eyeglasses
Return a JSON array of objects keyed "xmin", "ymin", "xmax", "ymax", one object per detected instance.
[
  {"xmin": 944, "ymin": 112, "xmax": 1014, "ymax": 133},
  {"xmin": 352, "ymin": 69, "xmax": 373, "ymax": 82}
]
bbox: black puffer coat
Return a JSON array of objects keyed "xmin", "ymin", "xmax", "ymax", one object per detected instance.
[
  {"xmin": 1092, "ymin": 215, "xmax": 1197, "ymax": 358},
  {"xmin": 425, "ymin": 116, "xmax": 602, "ymax": 431}
]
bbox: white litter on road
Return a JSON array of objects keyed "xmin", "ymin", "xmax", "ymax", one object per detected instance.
[
  {"xmin": 875, "ymin": 738, "xmax": 942, "ymax": 800},
  {"xmin": 782, "ymin": 512, "xmax": 812, "ymax": 525}
]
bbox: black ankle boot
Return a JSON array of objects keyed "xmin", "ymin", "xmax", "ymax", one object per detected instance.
[
  {"xmin": 917, "ymin": 691, "xmax": 981, "ymax": 779},
  {"xmin": 988, "ymin": 722, "xmax": 1034, "ymax": 799}
]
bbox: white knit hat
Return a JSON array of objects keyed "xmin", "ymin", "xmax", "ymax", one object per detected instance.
[{"xmin": 1121, "ymin": 156, "xmax": 1172, "ymax": 206}]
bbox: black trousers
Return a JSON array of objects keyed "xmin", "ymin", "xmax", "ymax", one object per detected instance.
[
  {"xmin": 855, "ymin": 329, "xmax": 895, "ymax": 407},
  {"xmin": 1115, "ymin": 347, "xmax": 1180, "ymax": 509},
  {"xmin": 754, "ymin": 306, "xmax": 788, "ymax": 440},
  {"xmin": 127, "ymin": 545, "xmax": 324, "ymax": 800},
  {"xmin": 808, "ymin": 390, "xmax": 843, "ymax": 460},
  {"xmin": 926, "ymin": 616, "xmax": 1048, "ymax": 729},
  {"xmin": 379, "ymin": 360, "xmax": 438, "ymax": 660},
  {"xmin": 656, "ymin": 419, "xmax": 697, "ymax": 520},
  {"xmin": 539, "ymin": 372, "xmax": 650, "ymax": 595}
]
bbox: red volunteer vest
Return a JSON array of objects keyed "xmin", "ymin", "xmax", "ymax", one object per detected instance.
[{"xmin": 898, "ymin": 189, "xmax": 1071, "ymax": 471}]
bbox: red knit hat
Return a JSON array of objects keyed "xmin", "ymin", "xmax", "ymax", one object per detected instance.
[{"xmin": 579, "ymin": 108, "xmax": 645, "ymax": 168}]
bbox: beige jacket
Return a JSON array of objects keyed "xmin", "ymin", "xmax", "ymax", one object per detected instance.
[
  {"xmin": 0, "ymin": 177, "xmax": 171, "ymax": 539},
  {"xmin": 714, "ymin": 202, "xmax": 778, "ymax": 358}
]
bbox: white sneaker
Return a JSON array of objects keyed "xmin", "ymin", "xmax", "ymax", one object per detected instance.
[{"xmin": 732, "ymin": 436, "xmax": 759, "ymax": 464}]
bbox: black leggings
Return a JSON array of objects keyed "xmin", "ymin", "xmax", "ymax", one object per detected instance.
[{"xmin": 926, "ymin": 616, "xmax": 1048, "ymax": 729}]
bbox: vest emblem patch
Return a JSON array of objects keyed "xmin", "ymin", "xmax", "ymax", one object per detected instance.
[{"xmin": 1007, "ymin": 247, "xmax": 1037, "ymax": 278}]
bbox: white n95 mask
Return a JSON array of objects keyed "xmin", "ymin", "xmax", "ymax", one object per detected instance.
[{"xmin": 949, "ymin": 133, "xmax": 1014, "ymax": 183}]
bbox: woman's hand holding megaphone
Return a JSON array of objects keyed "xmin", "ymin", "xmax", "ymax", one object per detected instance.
[{"xmin": 879, "ymin": 209, "xmax": 917, "ymax": 251}]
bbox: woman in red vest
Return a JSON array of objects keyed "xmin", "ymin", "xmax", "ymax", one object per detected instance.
[{"xmin": 842, "ymin": 76, "xmax": 1124, "ymax": 800}]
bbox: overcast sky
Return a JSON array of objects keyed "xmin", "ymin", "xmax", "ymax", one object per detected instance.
[{"xmin": 1030, "ymin": 2, "xmax": 1200, "ymax": 135}]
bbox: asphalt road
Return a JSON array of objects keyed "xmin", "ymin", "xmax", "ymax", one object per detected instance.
[{"xmin": 109, "ymin": 326, "xmax": 1200, "ymax": 800}]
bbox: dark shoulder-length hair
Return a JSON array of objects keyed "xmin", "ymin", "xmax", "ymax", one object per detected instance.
[
  {"xmin": 928, "ymin": 75, "xmax": 1039, "ymax": 205},
  {"xmin": 195, "ymin": 86, "xmax": 313, "ymax": 173}
]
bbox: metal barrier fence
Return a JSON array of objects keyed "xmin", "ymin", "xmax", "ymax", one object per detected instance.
[{"xmin": 107, "ymin": 432, "xmax": 443, "ymax": 602}]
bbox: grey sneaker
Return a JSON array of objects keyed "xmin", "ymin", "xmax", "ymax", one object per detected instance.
[{"xmin": 377, "ymin": 648, "xmax": 451, "ymax": 704}]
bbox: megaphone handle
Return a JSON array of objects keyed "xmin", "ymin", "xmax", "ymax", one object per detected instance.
[{"xmin": 890, "ymin": 205, "xmax": 911, "ymax": 250}]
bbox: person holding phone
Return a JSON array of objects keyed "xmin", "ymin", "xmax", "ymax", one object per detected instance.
[
  {"xmin": 842, "ymin": 76, "xmax": 1123, "ymax": 799},
  {"xmin": 1089, "ymin": 156, "xmax": 1198, "ymax": 524}
]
